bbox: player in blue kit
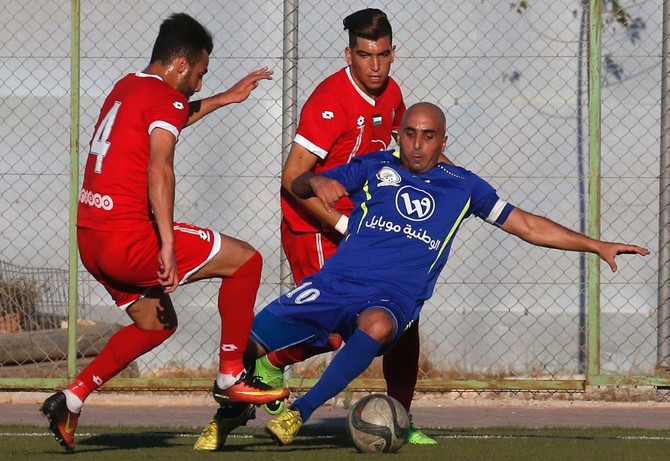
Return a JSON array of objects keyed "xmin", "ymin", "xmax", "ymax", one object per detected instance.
[{"xmin": 196, "ymin": 102, "xmax": 649, "ymax": 447}]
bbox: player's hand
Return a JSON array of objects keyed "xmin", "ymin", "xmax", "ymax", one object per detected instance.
[
  {"xmin": 309, "ymin": 175, "xmax": 348, "ymax": 212},
  {"xmin": 598, "ymin": 242, "xmax": 649, "ymax": 272},
  {"xmin": 224, "ymin": 67, "xmax": 273, "ymax": 104},
  {"xmin": 157, "ymin": 246, "xmax": 178, "ymax": 293}
]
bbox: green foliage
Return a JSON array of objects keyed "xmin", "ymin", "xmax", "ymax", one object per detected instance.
[
  {"xmin": 608, "ymin": 0, "xmax": 631, "ymax": 28},
  {"xmin": 511, "ymin": 1, "xmax": 529, "ymax": 15},
  {"xmin": 511, "ymin": 0, "xmax": 635, "ymax": 30}
]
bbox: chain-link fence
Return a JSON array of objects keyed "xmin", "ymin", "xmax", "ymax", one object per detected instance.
[{"xmin": 0, "ymin": 1, "xmax": 666, "ymax": 396}]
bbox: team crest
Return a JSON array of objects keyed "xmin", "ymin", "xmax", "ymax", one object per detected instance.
[{"xmin": 376, "ymin": 167, "xmax": 401, "ymax": 187}]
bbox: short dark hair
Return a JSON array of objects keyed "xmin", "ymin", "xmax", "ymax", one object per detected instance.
[
  {"xmin": 343, "ymin": 8, "xmax": 392, "ymax": 49},
  {"xmin": 150, "ymin": 13, "xmax": 213, "ymax": 66}
]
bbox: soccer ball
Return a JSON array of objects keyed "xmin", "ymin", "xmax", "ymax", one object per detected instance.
[{"xmin": 346, "ymin": 394, "xmax": 410, "ymax": 453}]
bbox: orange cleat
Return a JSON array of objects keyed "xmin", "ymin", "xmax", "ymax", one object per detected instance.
[
  {"xmin": 40, "ymin": 391, "xmax": 80, "ymax": 451},
  {"xmin": 212, "ymin": 373, "xmax": 289, "ymax": 405}
]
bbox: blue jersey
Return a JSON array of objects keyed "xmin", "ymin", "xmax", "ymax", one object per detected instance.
[
  {"xmin": 252, "ymin": 150, "xmax": 516, "ymax": 352},
  {"xmin": 314, "ymin": 150, "xmax": 515, "ymax": 322}
]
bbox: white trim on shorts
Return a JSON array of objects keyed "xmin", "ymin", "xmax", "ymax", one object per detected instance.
[
  {"xmin": 315, "ymin": 232, "xmax": 325, "ymax": 269},
  {"xmin": 180, "ymin": 227, "xmax": 222, "ymax": 284}
]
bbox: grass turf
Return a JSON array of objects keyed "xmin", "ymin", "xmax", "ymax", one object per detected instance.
[{"xmin": 2, "ymin": 425, "xmax": 670, "ymax": 461}]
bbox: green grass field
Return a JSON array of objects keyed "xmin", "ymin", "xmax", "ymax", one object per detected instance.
[{"xmin": 3, "ymin": 425, "xmax": 670, "ymax": 461}]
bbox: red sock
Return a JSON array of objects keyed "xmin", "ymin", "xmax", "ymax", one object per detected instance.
[
  {"xmin": 267, "ymin": 333, "xmax": 343, "ymax": 368},
  {"xmin": 382, "ymin": 322, "xmax": 420, "ymax": 412},
  {"xmin": 68, "ymin": 324, "xmax": 175, "ymax": 401},
  {"xmin": 218, "ymin": 251, "xmax": 262, "ymax": 376}
]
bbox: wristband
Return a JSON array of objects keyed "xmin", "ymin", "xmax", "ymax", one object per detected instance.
[{"xmin": 334, "ymin": 214, "xmax": 349, "ymax": 235}]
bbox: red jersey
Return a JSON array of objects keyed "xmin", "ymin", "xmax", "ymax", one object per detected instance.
[
  {"xmin": 77, "ymin": 73, "xmax": 189, "ymax": 231},
  {"xmin": 282, "ymin": 66, "xmax": 405, "ymax": 233}
]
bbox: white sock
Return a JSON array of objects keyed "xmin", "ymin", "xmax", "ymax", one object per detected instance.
[
  {"xmin": 63, "ymin": 389, "xmax": 83, "ymax": 414},
  {"xmin": 215, "ymin": 370, "xmax": 243, "ymax": 390}
]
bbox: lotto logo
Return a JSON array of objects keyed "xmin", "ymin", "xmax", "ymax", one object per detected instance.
[
  {"xmin": 79, "ymin": 188, "xmax": 114, "ymax": 211},
  {"xmin": 173, "ymin": 101, "xmax": 184, "ymax": 110},
  {"xmin": 322, "ymin": 111, "xmax": 334, "ymax": 119},
  {"xmin": 221, "ymin": 344, "xmax": 238, "ymax": 352},
  {"xmin": 174, "ymin": 225, "xmax": 211, "ymax": 242}
]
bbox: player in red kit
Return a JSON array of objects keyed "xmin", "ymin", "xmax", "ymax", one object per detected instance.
[
  {"xmin": 281, "ymin": 11, "xmax": 405, "ymax": 283},
  {"xmin": 40, "ymin": 13, "xmax": 287, "ymax": 452}
]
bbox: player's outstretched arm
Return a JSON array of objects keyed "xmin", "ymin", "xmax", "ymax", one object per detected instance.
[
  {"xmin": 292, "ymin": 172, "xmax": 349, "ymax": 213},
  {"xmin": 186, "ymin": 67, "xmax": 274, "ymax": 126},
  {"xmin": 500, "ymin": 208, "xmax": 650, "ymax": 272}
]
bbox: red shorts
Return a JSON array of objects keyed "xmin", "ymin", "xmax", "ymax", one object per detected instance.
[
  {"xmin": 78, "ymin": 222, "xmax": 220, "ymax": 309},
  {"xmin": 280, "ymin": 219, "xmax": 343, "ymax": 285}
]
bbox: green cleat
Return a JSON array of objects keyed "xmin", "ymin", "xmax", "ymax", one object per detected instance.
[
  {"xmin": 255, "ymin": 355, "xmax": 286, "ymax": 415},
  {"xmin": 407, "ymin": 413, "xmax": 438, "ymax": 445},
  {"xmin": 265, "ymin": 408, "xmax": 303, "ymax": 445},
  {"xmin": 193, "ymin": 403, "xmax": 255, "ymax": 451}
]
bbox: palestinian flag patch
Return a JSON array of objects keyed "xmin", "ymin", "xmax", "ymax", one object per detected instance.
[{"xmin": 372, "ymin": 114, "xmax": 382, "ymax": 126}]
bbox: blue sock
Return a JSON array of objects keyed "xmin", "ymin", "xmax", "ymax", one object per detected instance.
[{"xmin": 292, "ymin": 329, "xmax": 382, "ymax": 422}]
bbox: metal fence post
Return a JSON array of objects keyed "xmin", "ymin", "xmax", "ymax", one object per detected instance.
[
  {"xmin": 67, "ymin": 0, "xmax": 81, "ymax": 380},
  {"xmin": 587, "ymin": 0, "xmax": 603, "ymax": 380},
  {"xmin": 280, "ymin": 0, "xmax": 299, "ymax": 294},
  {"xmin": 658, "ymin": 0, "xmax": 670, "ymax": 373}
]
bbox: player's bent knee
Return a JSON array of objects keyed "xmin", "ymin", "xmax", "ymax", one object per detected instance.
[
  {"xmin": 238, "ymin": 250, "xmax": 262, "ymax": 275},
  {"xmin": 357, "ymin": 308, "xmax": 397, "ymax": 344},
  {"xmin": 206, "ymin": 237, "xmax": 262, "ymax": 278},
  {"xmin": 220, "ymin": 233, "xmax": 258, "ymax": 257}
]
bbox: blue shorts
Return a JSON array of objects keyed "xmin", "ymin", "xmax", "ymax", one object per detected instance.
[{"xmin": 250, "ymin": 276, "xmax": 414, "ymax": 355}]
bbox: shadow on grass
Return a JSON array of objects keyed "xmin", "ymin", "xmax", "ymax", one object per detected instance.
[
  {"xmin": 224, "ymin": 419, "xmax": 353, "ymax": 452},
  {"xmin": 69, "ymin": 419, "xmax": 353, "ymax": 453},
  {"xmin": 77, "ymin": 431, "xmax": 185, "ymax": 451}
]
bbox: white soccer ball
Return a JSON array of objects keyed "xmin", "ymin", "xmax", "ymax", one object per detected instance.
[{"xmin": 346, "ymin": 394, "xmax": 410, "ymax": 453}]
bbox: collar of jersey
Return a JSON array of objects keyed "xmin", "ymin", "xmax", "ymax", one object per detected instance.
[
  {"xmin": 345, "ymin": 67, "xmax": 376, "ymax": 106},
  {"xmin": 135, "ymin": 71, "xmax": 164, "ymax": 82}
]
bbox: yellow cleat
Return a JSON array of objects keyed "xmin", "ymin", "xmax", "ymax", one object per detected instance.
[
  {"xmin": 193, "ymin": 403, "xmax": 255, "ymax": 451},
  {"xmin": 265, "ymin": 409, "xmax": 303, "ymax": 446}
]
